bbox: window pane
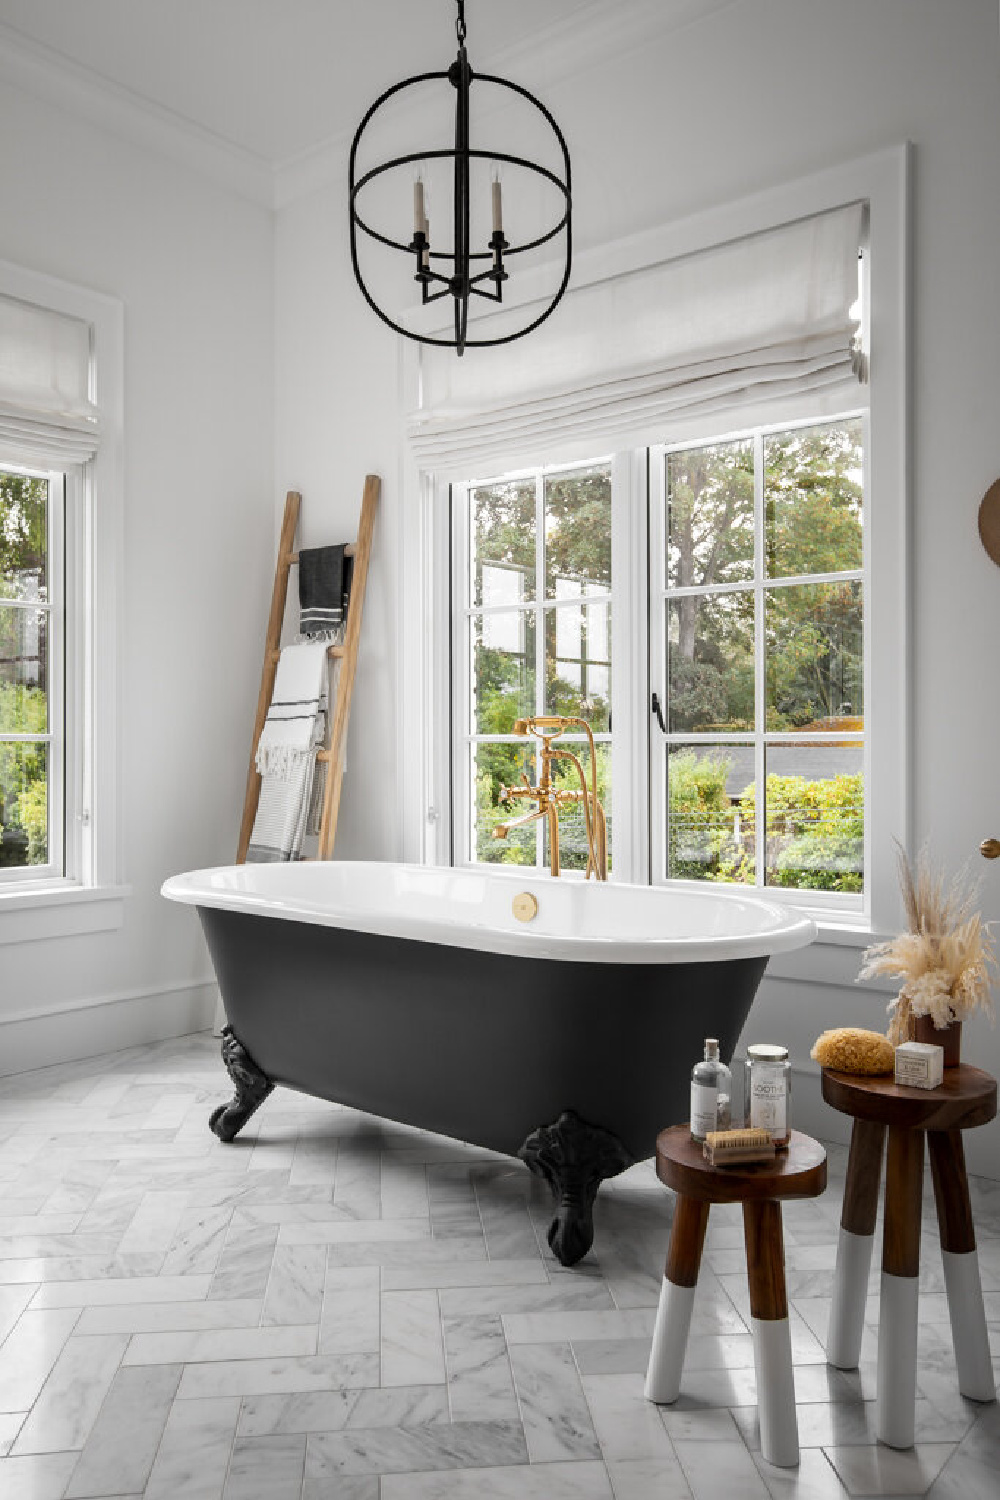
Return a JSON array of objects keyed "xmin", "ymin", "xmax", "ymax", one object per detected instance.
[
  {"xmin": 667, "ymin": 439, "xmax": 754, "ymax": 589},
  {"xmin": 667, "ymin": 592, "xmax": 753, "ymax": 733},
  {"xmin": 765, "ymin": 742, "xmax": 863, "ymax": 893},
  {"xmin": 473, "ymin": 741, "xmax": 538, "ymax": 866},
  {"xmin": 765, "ymin": 419, "xmax": 863, "ymax": 578},
  {"xmin": 545, "ymin": 596, "xmax": 611, "ymax": 731},
  {"xmin": 472, "ymin": 611, "xmax": 535, "ymax": 734},
  {"xmin": 544, "ymin": 464, "xmax": 611, "ymax": 599},
  {"xmin": 0, "ymin": 470, "xmax": 47, "ymax": 603},
  {"xmin": 0, "ymin": 740, "xmax": 47, "ymax": 867},
  {"xmin": 473, "ymin": 479, "xmax": 536, "ymax": 607},
  {"xmin": 544, "ymin": 742, "xmax": 612, "ymax": 874},
  {"xmin": 667, "ymin": 744, "xmax": 755, "ymax": 884},
  {"xmin": 765, "ymin": 581, "xmax": 862, "ymax": 731},
  {"xmin": 0, "ymin": 606, "xmax": 48, "ymax": 731}
]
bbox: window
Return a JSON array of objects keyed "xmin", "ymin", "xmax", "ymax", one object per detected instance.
[
  {"xmin": 650, "ymin": 415, "xmax": 866, "ymax": 907},
  {"xmin": 453, "ymin": 460, "xmax": 614, "ymax": 872},
  {"xmin": 0, "ymin": 465, "xmax": 65, "ymax": 878}
]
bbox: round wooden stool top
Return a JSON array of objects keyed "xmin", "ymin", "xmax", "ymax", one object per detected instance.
[
  {"xmin": 654, "ymin": 1125, "xmax": 827, "ymax": 1204},
  {"xmin": 821, "ymin": 1065, "xmax": 997, "ymax": 1133}
]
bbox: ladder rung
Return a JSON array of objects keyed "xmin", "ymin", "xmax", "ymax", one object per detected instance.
[
  {"xmin": 268, "ymin": 643, "xmax": 344, "ymax": 664},
  {"xmin": 287, "ymin": 544, "xmax": 356, "ymax": 564}
]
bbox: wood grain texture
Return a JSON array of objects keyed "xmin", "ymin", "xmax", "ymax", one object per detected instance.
[
  {"xmin": 928, "ymin": 1130, "xmax": 977, "ymax": 1255},
  {"xmin": 978, "ymin": 476, "xmax": 1000, "ymax": 568},
  {"xmin": 743, "ymin": 1199, "xmax": 787, "ymax": 1320},
  {"xmin": 841, "ymin": 1119, "xmax": 886, "ymax": 1236},
  {"xmin": 664, "ymin": 1195, "xmax": 709, "ymax": 1289},
  {"xmin": 822, "ymin": 1065, "xmax": 997, "ymax": 1133},
  {"xmin": 317, "ymin": 474, "xmax": 380, "ymax": 860},
  {"xmin": 654, "ymin": 1125, "xmax": 826, "ymax": 1205},
  {"xmin": 236, "ymin": 490, "xmax": 301, "ymax": 863},
  {"xmin": 882, "ymin": 1126, "xmax": 924, "ymax": 1278}
]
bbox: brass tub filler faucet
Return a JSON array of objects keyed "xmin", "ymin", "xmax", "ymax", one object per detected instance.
[{"xmin": 492, "ymin": 715, "xmax": 608, "ymax": 880}]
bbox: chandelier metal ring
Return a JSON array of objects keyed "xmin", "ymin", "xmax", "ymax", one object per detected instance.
[{"xmin": 348, "ymin": 3, "xmax": 572, "ymax": 356}]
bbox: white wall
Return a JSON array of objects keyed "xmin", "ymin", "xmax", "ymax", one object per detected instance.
[
  {"xmin": 0, "ymin": 79, "xmax": 275, "ymax": 1069},
  {"xmin": 275, "ymin": 0, "xmax": 1000, "ymax": 1176}
]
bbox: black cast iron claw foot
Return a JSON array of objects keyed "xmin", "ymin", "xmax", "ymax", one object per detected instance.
[
  {"xmin": 209, "ymin": 1025, "xmax": 274, "ymax": 1142},
  {"xmin": 518, "ymin": 1108, "xmax": 634, "ymax": 1267}
]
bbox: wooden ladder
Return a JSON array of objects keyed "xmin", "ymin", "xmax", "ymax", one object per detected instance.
[{"xmin": 236, "ymin": 474, "xmax": 380, "ymax": 863}]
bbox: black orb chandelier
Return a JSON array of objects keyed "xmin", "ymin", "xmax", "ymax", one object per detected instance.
[{"xmin": 349, "ymin": 0, "xmax": 572, "ymax": 356}]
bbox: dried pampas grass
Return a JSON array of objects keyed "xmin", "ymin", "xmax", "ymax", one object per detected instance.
[{"xmin": 858, "ymin": 843, "xmax": 996, "ymax": 1046}]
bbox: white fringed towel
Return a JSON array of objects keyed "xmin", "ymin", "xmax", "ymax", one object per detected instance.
[{"xmin": 247, "ymin": 641, "xmax": 328, "ymax": 862}]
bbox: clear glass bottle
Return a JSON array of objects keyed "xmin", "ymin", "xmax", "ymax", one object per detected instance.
[
  {"xmin": 690, "ymin": 1038, "xmax": 732, "ymax": 1143},
  {"xmin": 747, "ymin": 1043, "xmax": 791, "ymax": 1146}
]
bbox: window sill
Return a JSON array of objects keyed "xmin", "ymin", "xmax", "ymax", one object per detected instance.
[{"xmin": 0, "ymin": 883, "xmax": 130, "ymax": 945}]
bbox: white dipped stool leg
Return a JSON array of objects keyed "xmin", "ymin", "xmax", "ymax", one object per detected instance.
[
  {"xmin": 744, "ymin": 1199, "xmax": 799, "ymax": 1468},
  {"xmin": 929, "ymin": 1131, "xmax": 996, "ymax": 1404},
  {"xmin": 828, "ymin": 1120, "xmax": 885, "ymax": 1370},
  {"xmin": 876, "ymin": 1126, "xmax": 923, "ymax": 1449},
  {"xmin": 645, "ymin": 1195, "xmax": 708, "ymax": 1406}
]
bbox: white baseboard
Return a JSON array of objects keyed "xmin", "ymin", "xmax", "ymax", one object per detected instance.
[{"xmin": 0, "ymin": 977, "xmax": 218, "ymax": 1078}]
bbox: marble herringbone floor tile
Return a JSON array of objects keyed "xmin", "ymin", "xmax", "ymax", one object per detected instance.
[{"xmin": 0, "ymin": 1029, "xmax": 997, "ymax": 1498}]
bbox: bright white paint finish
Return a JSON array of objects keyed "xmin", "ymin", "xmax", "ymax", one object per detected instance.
[
  {"xmin": 751, "ymin": 1315, "xmax": 799, "ymax": 1468},
  {"xmin": 827, "ymin": 1225, "xmax": 875, "ymax": 1370},
  {"xmin": 876, "ymin": 1270, "xmax": 919, "ymax": 1449},
  {"xmin": 941, "ymin": 1248, "xmax": 995, "ymax": 1403},
  {"xmin": 644, "ymin": 1278, "xmax": 695, "ymax": 1404},
  {"xmin": 162, "ymin": 861, "xmax": 816, "ymax": 965}
]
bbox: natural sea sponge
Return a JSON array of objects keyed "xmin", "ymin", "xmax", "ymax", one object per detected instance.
[{"xmin": 810, "ymin": 1027, "xmax": 895, "ymax": 1075}]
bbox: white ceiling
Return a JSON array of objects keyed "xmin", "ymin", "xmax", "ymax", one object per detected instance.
[{"xmin": 0, "ymin": 0, "xmax": 628, "ymax": 166}]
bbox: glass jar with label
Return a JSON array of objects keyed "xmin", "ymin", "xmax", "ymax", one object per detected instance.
[
  {"xmin": 690, "ymin": 1038, "xmax": 732, "ymax": 1143},
  {"xmin": 747, "ymin": 1043, "xmax": 791, "ymax": 1146}
]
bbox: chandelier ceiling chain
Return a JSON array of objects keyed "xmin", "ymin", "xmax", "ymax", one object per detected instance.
[{"xmin": 349, "ymin": 0, "xmax": 572, "ymax": 356}]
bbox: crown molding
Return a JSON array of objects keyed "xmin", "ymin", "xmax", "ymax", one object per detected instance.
[
  {"xmin": 274, "ymin": 0, "xmax": 740, "ymax": 209},
  {"xmin": 0, "ymin": 20, "xmax": 275, "ymax": 210}
]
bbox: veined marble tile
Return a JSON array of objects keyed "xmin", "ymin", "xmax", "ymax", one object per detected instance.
[
  {"xmin": 319, "ymin": 1264, "xmax": 380, "ymax": 1355},
  {"xmin": 31, "ymin": 1273, "xmax": 212, "ymax": 1308},
  {"xmin": 223, "ymin": 1434, "xmax": 306, "ymax": 1500},
  {"xmin": 279, "ymin": 1218, "xmax": 431, "ymax": 1246},
  {"xmin": 239, "ymin": 1383, "xmax": 451, "ymax": 1437},
  {"xmin": 439, "ymin": 1279, "xmax": 614, "ymax": 1318},
  {"xmin": 606, "ymin": 1454, "xmax": 694, "ymax": 1500},
  {"xmin": 0, "ymin": 1450, "xmax": 79, "ymax": 1499},
  {"xmin": 673, "ymin": 1437, "xmax": 771, "ymax": 1500},
  {"xmin": 0, "ymin": 1252, "xmax": 166, "ymax": 1285},
  {"xmin": 443, "ymin": 1314, "xmax": 519, "ymax": 1423},
  {"xmin": 574, "ymin": 1338, "xmax": 652, "ymax": 1376},
  {"xmin": 160, "ymin": 1205, "xmax": 232, "ymax": 1276},
  {"xmin": 750, "ymin": 1447, "xmax": 848, "ymax": 1500},
  {"xmin": 509, "ymin": 1341, "xmax": 601, "ymax": 1462},
  {"xmin": 289, "ymin": 1135, "xmax": 338, "ymax": 1187},
  {"xmin": 503, "ymin": 1306, "xmax": 655, "ymax": 1345},
  {"xmin": 581, "ymin": 1372, "xmax": 677, "ymax": 1460},
  {"xmin": 77, "ymin": 1297, "xmax": 262, "ymax": 1336},
  {"xmin": 0, "ymin": 1413, "xmax": 23, "ymax": 1457},
  {"xmin": 333, "ymin": 1142, "xmax": 382, "ymax": 1220},
  {"xmin": 262, "ymin": 1244, "xmax": 326, "ymax": 1328},
  {"xmin": 12, "ymin": 1332, "xmax": 127, "ymax": 1453},
  {"xmin": 381, "ymin": 1289, "xmax": 446, "ymax": 1386},
  {"xmin": 326, "ymin": 1236, "xmax": 488, "ymax": 1269},
  {"xmin": 380, "ymin": 1155, "xmax": 429, "ymax": 1221},
  {"xmin": 0, "ymin": 1306, "xmax": 80, "ymax": 1411},
  {"xmin": 177, "ymin": 1351, "xmax": 379, "ymax": 1400},
  {"xmin": 303, "ymin": 1473, "xmax": 377, "ymax": 1500},
  {"xmin": 0, "ymin": 1213, "xmax": 83, "ymax": 1237},
  {"xmin": 658, "ymin": 1407, "xmax": 744, "ymax": 1443},
  {"xmin": 305, "ymin": 1418, "xmax": 528, "ymax": 1477},
  {"xmin": 124, "ymin": 1323, "xmax": 317, "ymax": 1366},
  {"xmin": 64, "ymin": 1362, "xmax": 181, "ymax": 1497},
  {"xmin": 380, "ymin": 1459, "xmax": 615, "ymax": 1500},
  {"xmin": 144, "ymin": 1393, "xmax": 241, "ymax": 1500},
  {"xmin": 116, "ymin": 1191, "xmax": 190, "ymax": 1256},
  {"xmin": 382, "ymin": 1258, "xmax": 549, "ymax": 1292},
  {"xmin": 208, "ymin": 1221, "xmax": 278, "ymax": 1301},
  {"xmin": 0, "ymin": 1284, "xmax": 34, "ymax": 1348},
  {"xmin": 0, "ymin": 1232, "xmax": 121, "ymax": 1262},
  {"xmin": 824, "ymin": 1442, "xmax": 956, "ymax": 1496}
]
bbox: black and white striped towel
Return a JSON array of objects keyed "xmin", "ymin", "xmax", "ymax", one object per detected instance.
[
  {"xmin": 246, "ymin": 640, "xmax": 328, "ymax": 862},
  {"xmin": 298, "ymin": 544, "xmax": 351, "ymax": 639}
]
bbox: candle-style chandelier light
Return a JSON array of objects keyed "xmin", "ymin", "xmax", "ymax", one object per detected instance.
[{"xmin": 348, "ymin": 0, "xmax": 572, "ymax": 356}]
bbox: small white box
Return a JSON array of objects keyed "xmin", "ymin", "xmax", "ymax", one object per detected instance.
[{"xmin": 894, "ymin": 1040, "xmax": 944, "ymax": 1089}]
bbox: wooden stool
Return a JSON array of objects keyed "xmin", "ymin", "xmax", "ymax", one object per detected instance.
[
  {"xmin": 822, "ymin": 1066, "xmax": 997, "ymax": 1450},
  {"xmin": 644, "ymin": 1125, "xmax": 827, "ymax": 1468}
]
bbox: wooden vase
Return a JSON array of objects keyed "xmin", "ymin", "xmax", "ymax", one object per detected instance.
[{"xmin": 912, "ymin": 1013, "xmax": 963, "ymax": 1066}]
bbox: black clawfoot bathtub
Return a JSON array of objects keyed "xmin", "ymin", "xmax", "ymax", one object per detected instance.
[{"xmin": 162, "ymin": 862, "xmax": 814, "ymax": 1265}]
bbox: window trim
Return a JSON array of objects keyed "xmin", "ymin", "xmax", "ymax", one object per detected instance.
[
  {"xmin": 400, "ymin": 143, "xmax": 910, "ymax": 962},
  {"xmin": 0, "ymin": 258, "xmax": 126, "ymax": 940}
]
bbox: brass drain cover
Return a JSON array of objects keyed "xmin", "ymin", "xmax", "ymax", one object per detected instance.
[{"xmin": 512, "ymin": 891, "xmax": 539, "ymax": 923}]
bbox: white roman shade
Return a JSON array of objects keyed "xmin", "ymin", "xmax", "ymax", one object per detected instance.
[
  {"xmin": 0, "ymin": 293, "xmax": 101, "ymax": 466},
  {"xmin": 408, "ymin": 203, "xmax": 865, "ymax": 475}
]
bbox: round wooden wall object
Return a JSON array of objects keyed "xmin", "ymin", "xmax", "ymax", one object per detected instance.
[{"xmin": 978, "ymin": 478, "xmax": 1000, "ymax": 567}]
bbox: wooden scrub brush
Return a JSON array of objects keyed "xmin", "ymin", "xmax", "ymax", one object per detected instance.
[{"xmin": 703, "ymin": 1127, "xmax": 775, "ymax": 1166}]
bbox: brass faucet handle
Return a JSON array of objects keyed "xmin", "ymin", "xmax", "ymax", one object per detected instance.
[{"xmin": 981, "ymin": 838, "xmax": 1000, "ymax": 860}]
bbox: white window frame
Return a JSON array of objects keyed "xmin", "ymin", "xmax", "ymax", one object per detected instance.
[
  {"xmin": 400, "ymin": 144, "xmax": 909, "ymax": 972},
  {"xmin": 0, "ymin": 259, "xmax": 126, "ymax": 943},
  {"xmin": 648, "ymin": 410, "xmax": 869, "ymax": 918}
]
